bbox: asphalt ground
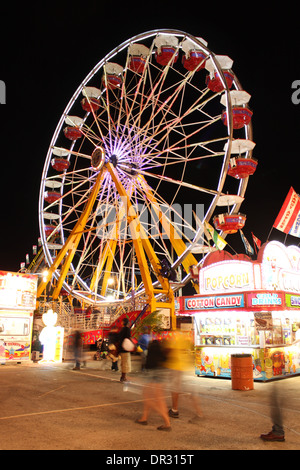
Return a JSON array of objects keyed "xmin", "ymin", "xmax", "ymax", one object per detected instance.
[{"xmin": 1, "ymin": 355, "xmax": 300, "ymax": 454}]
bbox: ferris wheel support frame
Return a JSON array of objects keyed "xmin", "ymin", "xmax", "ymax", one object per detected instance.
[
  {"xmin": 36, "ymin": 167, "xmax": 105, "ymax": 300},
  {"xmin": 107, "ymin": 162, "xmax": 176, "ymax": 328},
  {"xmin": 37, "ymin": 160, "xmax": 177, "ymax": 328}
]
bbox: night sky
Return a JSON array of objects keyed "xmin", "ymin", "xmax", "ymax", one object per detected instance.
[{"xmin": 1, "ymin": 3, "xmax": 300, "ymax": 272}]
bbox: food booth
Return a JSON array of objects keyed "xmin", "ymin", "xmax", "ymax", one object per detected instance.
[
  {"xmin": 176, "ymin": 241, "xmax": 300, "ymax": 381},
  {"xmin": 0, "ymin": 271, "xmax": 37, "ymax": 363}
]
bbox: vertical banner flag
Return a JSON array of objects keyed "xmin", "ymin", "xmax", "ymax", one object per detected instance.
[
  {"xmin": 239, "ymin": 230, "xmax": 254, "ymax": 255},
  {"xmin": 273, "ymin": 187, "xmax": 300, "ymax": 237},
  {"xmin": 204, "ymin": 221, "xmax": 227, "ymax": 250},
  {"xmin": 251, "ymin": 232, "xmax": 261, "ymax": 254}
]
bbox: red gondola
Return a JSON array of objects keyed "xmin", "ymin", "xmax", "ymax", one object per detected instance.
[
  {"xmin": 63, "ymin": 126, "xmax": 82, "ymax": 141},
  {"xmin": 182, "ymin": 50, "xmax": 206, "ymax": 71},
  {"xmin": 206, "ymin": 71, "xmax": 234, "ymax": 92},
  {"xmin": 44, "ymin": 225, "xmax": 56, "ymax": 237},
  {"xmin": 213, "ymin": 213, "xmax": 246, "ymax": 234},
  {"xmin": 51, "ymin": 158, "xmax": 70, "ymax": 172},
  {"xmin": 81, "ymin": 97, "xmax": 101, "ymax": 112},
  {"xmin": 129, "ymin": 56, "xmax": 147, "ymax": 74},
  {"xmin": 128, "ymin": 44, "xmax": 150, "ymax": 74},
  {"xmin": 44, "ymin": 191, "xmax": 61, "ymax": 203},
  {"xmin": 102, "ymin": 63, "xmax": 123, "ymax": 90},
  {"xmin": 228, "ymin": 157, "xmax": 258, "ymax": 179},
  {"xmin": 102, "ymin": 74, "xmax": 123, "ymax": 90},
  {"xmin": 155, "ymin": 46, "xmax": 178, "ymax": 66},
  {"xmin": 222, "ymin": 106, "xmax": 253, "ymax": 129}
]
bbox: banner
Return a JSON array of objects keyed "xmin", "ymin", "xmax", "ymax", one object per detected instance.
[
  {"xmin": 251, "ymin": 232, "xmax": 261, "ymax": 252},
  {"xmin": 289, "ymin": 211, "xmax": 300, "ymax": 238},
  {"xmin": 204, "ymin": 221, "xmax": 227, "ymax": 250},
  {"xmin": 273, "ymin": 187, "xmax": 300, "ymax": 236},
  {"xmin": 239, "ymin": 230, "xmax": 254, "ymax": 256}
]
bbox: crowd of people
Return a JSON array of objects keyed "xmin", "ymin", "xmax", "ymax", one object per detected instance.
[{"xmin": 70, "ymin": 317, "xmax": 284, "ymax": 441}]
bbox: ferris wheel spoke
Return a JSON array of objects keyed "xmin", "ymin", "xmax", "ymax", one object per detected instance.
[
  {"xmin": 134, "ymin": 115, "xmax": 222, "ymax": 172},
  {"xmin": 137, "ymin": 167, "xmax": 219, "ymax": 196},
  {"xmin": 121, "ymin": 86, "xmax": 222, "ymax": 166},
  {"xmin": 126, "ymin": 78, "xmax": 210, "ymax": 152}
]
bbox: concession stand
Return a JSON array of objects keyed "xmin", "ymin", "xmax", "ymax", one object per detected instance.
[
  {"xmin": 176, "ymin": 241, "xmax": 300, "ymax": 381},
  {"xmin": 0, "ymin": 271, "xmax": 37, "ymax": 363}
]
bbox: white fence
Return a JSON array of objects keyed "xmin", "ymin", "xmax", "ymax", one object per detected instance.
[{"xmin": 38, "ymin": 300, "xmax": 145, "ymax": 332}]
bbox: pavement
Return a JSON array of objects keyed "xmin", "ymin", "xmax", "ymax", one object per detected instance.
[{"xmin": 0, "ymin": 355, "xmax": 300, "ymax": 452}]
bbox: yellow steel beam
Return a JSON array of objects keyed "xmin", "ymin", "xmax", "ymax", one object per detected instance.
[
  {"xmin": 37, "ymin": 168, "xmax": 105, "ymax": 299},
  {"xmin": 106, "ymin": 163, "xmax": 155, "ymax": 305},
  {"xmin": 90, "ymin": 183, "xmax": 134, "ymax": 296},
  {"xmin": 100, "ymin": 239, "xmax": 117, "ymax": 296},
  {"xmin": 90, "ymin": 238, "xmax": 116, "ymax": 293},
  {"xmin": 139, "ymin": 175, "xmax": 199, "ymax": 293},
  {"xmin": 106, "ymin": 163, "xmax": 175, "ymax": 319}
]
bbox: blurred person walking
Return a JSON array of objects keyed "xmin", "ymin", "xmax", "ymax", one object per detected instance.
[
  {"xmin": 135, "ymin": 339, "xmax": 171, "ymax": 431},
  {"xmin": 118, "ymin": 317, "xmax": 133, "ymax": 382},
  {"xmin": 164, "ymin": 331, "xmax": 203, "ymax": 422},
  {"xmin": 73, "ymin": 330, "xmax": 82, "ymax": 370},
  {"xmin": 260, "ymin": 384, "xmax": 285, "ymax": 441},
  {"xmin": 138, "ymin": 327, "xmax": 151, "ymax": 371},
  {"xmin": 108, "ymin": 328, "xmax": 120, "ymax": 372}
]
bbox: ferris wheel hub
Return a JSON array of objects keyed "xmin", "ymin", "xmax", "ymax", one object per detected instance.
[
  {"xmin": 91, "ymin": 146, "xmax": 105, "ymax": 170},
  {"xmin": 109, "ymin": 154, "xmax": 118, "ymax": 167}
]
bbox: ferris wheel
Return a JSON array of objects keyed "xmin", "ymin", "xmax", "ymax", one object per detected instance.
[{"xmin": 37, "ymin": 29, "xmax": 255, "ymax": 314}]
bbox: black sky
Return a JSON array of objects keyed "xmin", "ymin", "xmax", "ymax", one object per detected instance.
[{"xmin": 1, "ymin": 2, "xmax": 300, "ymax": 272}]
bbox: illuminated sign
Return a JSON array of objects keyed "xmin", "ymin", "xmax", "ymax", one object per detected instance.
[
  {"xmin": 185, "ymin": 294, "xmax": 244, "ymax": 310},
  {"xmin": 280, "ymin": 271, "xmax": 300, "ymax": 292},
  {"xmin": 247, "ymin": 292, "xmax": 283, "ymax": 308},
  {"xmin": 199, "ymin": 261, "xmax": 257, "ymax": 294},
  {"xmin": 261, "ymin": 241, "xmax": 300, "ymax": 292},
  {"xmin": 199, "ymin": 242, "xmax": 300, "ymax": 296},
  {"xmin": 0, "ymin": 271, "xmax": 37, "ymax": 310},
  {"xmin": 286, "ymin": 294, "xmax": 300, "ymax": 308}
]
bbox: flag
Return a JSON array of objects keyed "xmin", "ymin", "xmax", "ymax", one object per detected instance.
[
  {"xmin": 273, "ymin": 187, "xmax": 300, "ymax": 236},
  {"xmin": 239, "ymin": 230, "xmax": 254, "ymax": 256},
  {"xmin": 289, "ymin": 212, "xmax": 300, "ymax": 238},
  {"xmin": 204, "ymin": 221, "xmax": 227, "ymax": 250},
  {"xmin": 251, "ymin": 232, "xmax": 261, "ymax": 254}
]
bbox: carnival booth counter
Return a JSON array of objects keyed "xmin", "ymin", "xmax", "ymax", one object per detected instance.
[
  {"xmin": 176, "ymin": 241, "xmax": 300, "ymax": 381},
  {"xmin": 0, "ymin": 271, "xmax": 37, "ymax": 363}
]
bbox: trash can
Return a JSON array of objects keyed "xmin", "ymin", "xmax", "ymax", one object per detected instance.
[
  {"xmin": 231, "ymin": 354, "xmax": 254, "ymax": 391},
  {"xmin": 31, "ymin": 351, "xmax": 40, "ymax": 363}
]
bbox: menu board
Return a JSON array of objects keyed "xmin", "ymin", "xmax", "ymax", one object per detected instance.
[
  {"xmin": 0, "ymin": 271, "xmax": 37, "ymax": 309},
  {"xmin": 254, "ymin": 312, "xmax": 273, "ymax": 330}
]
